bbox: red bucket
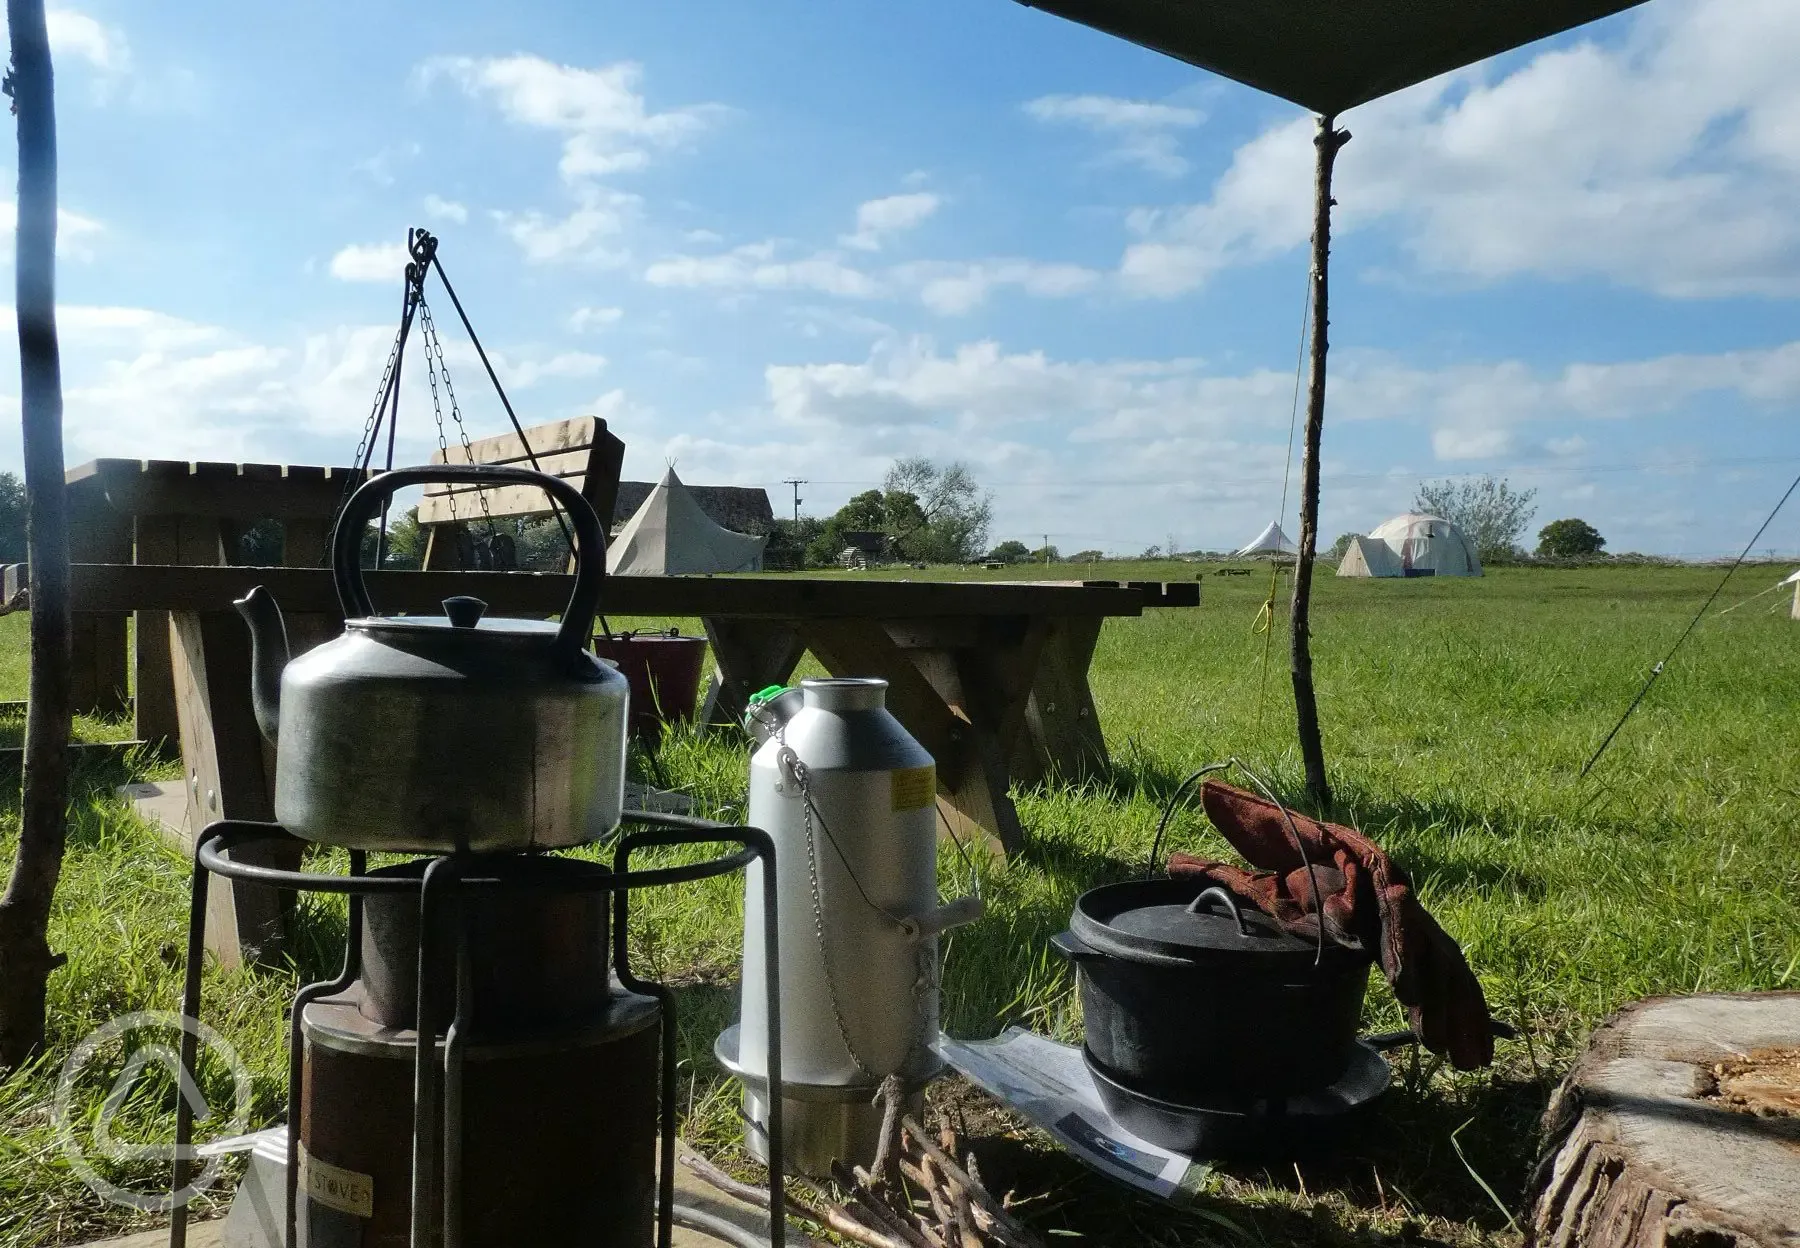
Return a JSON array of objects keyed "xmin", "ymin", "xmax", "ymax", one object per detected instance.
[{"xmin": 591, "ymin": 632, "xmax": 709, "ymax": 747}]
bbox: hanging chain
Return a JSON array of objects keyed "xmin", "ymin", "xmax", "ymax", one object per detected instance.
[{"xmin": 417, "ymin": 298, "xmax": 495, "ymax": 536}]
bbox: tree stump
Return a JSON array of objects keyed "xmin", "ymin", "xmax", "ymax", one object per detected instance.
[{"xmin": 1527, "ymin": 992, "xmax": 1800, "ymax": 1248}]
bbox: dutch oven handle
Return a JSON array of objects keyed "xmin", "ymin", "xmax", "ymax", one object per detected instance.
[
  {"xmin": 1186, "ymin": 886, "xmax": 1252, "ymax": 937},
  {"xmin": 1049, "ymin": 929, "xmax": 1098, "ymax": 963},
  {"xmin": 331, "ymin": 465, "xmax": 606, "ymax": 658}
]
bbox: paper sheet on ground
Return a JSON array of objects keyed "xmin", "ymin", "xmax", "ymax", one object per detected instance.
[{"xmin": 935, "ymin": 1028, "xmax": 1209, "ymax": 1202}]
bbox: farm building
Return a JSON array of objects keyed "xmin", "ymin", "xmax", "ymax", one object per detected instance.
[{"xmin": 1338, "ymin": 513, "xmax": 1482, "ymax": 578}]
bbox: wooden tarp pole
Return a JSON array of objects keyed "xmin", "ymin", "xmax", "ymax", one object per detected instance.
[
  {"xmin": 1290, "ymin": 113, "xmax": 1349, "ymax": 809},
  {"xmin": 0, "ymin": 0, "xmax": 72, "ymax": 1066}
]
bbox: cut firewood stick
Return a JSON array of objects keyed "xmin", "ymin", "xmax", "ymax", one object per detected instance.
[
  {"xmin": 675, "ymin": 1141, "xmax": 818, "ymax": 1222},
  {"xmin": 788, "ymin": 1175, "xmax": 912, "ymax": 1248},
  {"xmin": 870, "ymin": 1073, "xmax": 907, "ymax": 1191},
  {"xmin": 835, "ymin": 1160, "xmax": 937, "ymax": 1248},
  {"xmin": 902, "ymin": 1116, "xmax": 1045, "ymax": 1248},
  {"xmin": 914, "ymin": 1152, "xmax": 960, "ymax": 1245}
]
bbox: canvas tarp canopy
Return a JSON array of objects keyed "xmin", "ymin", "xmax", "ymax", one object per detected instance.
[
  {"xmin": 1012, "ymin": 0, "xmax": 1650, "ymax": 115},
  {"xmin": 1336, "ymin": 534, "xmax": 1402, "ymax": 578},
  {"xmin": 1337, "ymin": 512, "xmax": 1480, "ymax": 578},
  {"xmin": 1782, "ymin": 569, "xmax": 1800, "ymax": 588},
  {"xmin": 607, "ymin": 466, "xmax": 767, "ymax": 576},
  {"xmin": 1235, "ymin": 520, "xmax": 1297, "ymax": 557}
]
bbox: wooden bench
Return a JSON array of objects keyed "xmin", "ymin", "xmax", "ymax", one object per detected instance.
[{"xmin": 417, "ymin": 417, "xmax": 624, "ymax": 570}]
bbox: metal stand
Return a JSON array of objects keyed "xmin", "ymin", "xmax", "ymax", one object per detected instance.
[{"xmin": 169, "ymin": 813, "xmax": 785, "ymax": 1248}]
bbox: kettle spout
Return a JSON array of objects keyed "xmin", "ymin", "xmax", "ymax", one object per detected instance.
[{"xmin": 233, "ymin": 585, "xmax": 288, "ymax": 746}]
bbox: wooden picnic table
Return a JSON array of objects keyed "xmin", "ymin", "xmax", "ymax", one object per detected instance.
[
  {"xmin": 20, "ymin": 562, "xmax": 1195, "ymax": 860},
  {"xmin": 63, "ymin": 457, "xmax": 369, "ymax": 742}
]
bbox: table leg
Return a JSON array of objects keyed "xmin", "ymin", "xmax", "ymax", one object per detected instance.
[
  {"xmin": 698, "ymin": 618, "xmax": 804, "ymax": 730},
  {"xmin": 68, "ymin": 501, "xmax": 132, "ymax": 720},
  {"xmin": 1012, "ymin": 615, "xmax": 1109, "ymax": 787},
  {"xmin": 135, "ymin": 516, "xmax": 228, "ymax": 747},
  {"xmin": 170, "ymin": 610, "xmax": 300, "ymax": 969},
  {"xmin": 805, "ymin": 617, "xmax": 1046, "ymax": 857}
]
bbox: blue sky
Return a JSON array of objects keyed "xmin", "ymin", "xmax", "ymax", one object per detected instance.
[{"xmin": 6, "ymin": 0, "xmax": 1800, "ymax": 556}]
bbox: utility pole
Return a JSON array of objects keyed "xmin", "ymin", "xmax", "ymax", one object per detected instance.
[
  {"xmin": 782, "ymin": 478, "xmax": 807, "ymax": 524},
  {"xmin": 1043, "ymin": 534, "xmax": 1050, "ymax": 565}
]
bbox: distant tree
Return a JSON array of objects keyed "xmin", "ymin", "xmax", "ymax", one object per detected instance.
[
  {"xmin": 1415, "ymin": 476, "xmax": 1538, "ymax": 560},
  {"xmin": 987, "ymin": 539, "xmax": 1031, "ymax": 563},
  {"xmin": 0, "ymin": 471, "xmax": 24, "ymax": 564},
  {"xmin": 1141, "ymin": 544, "xmax": 1162, "ymax": 559},
  {"xmin": 1070, "ymin": 549, "xmax": 1104, "ymax": 563},
  {"xmin": 762, "ymin": 516, "xmax": 825, "ymax": 568},
  {"xmin": 1031, "ymin": 544, "xmax": 1060, "ymax": 563},
  {"xmin": 807, "ymin": 461, "xmax": 993, "ymax": 565},
  {"xmin": 883, "ymin": 457, "xmax": 992, "ymax": 562},
  {"xmin": 1328, "ymin": 532, "xmax": 1359, "ymax": 560},
  {"xmin": 1537, "ymin": 517, "xmax": 1605, "ymax": 558}
]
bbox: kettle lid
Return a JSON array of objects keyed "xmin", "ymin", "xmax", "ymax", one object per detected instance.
[{"xmin": 347, "ymin": 595, "xmax": 563, "ymax": 642}]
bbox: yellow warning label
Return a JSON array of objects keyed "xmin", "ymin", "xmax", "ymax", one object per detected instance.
[
  {"xmin": 301, "ymin": 1145, "xmax": 374, "ymax": 1219},
  {"xmin": 891, "ymin": 765, "xmax": 936, "ymax": 812}
]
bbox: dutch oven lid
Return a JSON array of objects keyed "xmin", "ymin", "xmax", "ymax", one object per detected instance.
[{"xmin": 1073, "ymin": 878, "xmax": 1357, "ymax": 967}]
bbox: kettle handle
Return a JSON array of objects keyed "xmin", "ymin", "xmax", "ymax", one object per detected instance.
[{"xmin": 331, "ymin": 465, "xmax": 606, "ymax": 657}]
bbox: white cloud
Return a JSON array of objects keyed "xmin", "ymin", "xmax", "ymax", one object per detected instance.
[
  {"xmin": 644, "ymin": 241, "xmax": 1096, "ymax": 313},
  {"xmin": 421, "ymin": 55, "xmax": 720, "ymax": 185},
  {"xmin": 740, "ymin": 333, "xmax": 1800, "ymax": 552},
  {"xmin": 841, "ymin": 192, "xmax": 941, "ymax": 251},
  {"xmin": 491, "ymin": 190, "xmax": 638, "ymax": 264},
  {"xmin": 501, "ymin": 350, "xmax": 607, "ymax": 389},
  {"xmin": 569, "ymin": 306, "xmax": 624, "ymax": 332},
  {"xmin": 899, "ymin": 260, "xmax": 1099, "ymax": 315},
  {"xmin": 1025, "ymin": 93, "xmax": 1203, "ymax": 176},
  {"xmin": 328, "ymin": 242, "xmax": 410, "ymax": 283},
  {"xmin": 1121, "ymin": 0, "xmax": 1800, "ymax": 297},
  {"xmin": 423, "ymin": 194, "xmax": 468, "ymax": 223},
  {"xmin": 645, "ymin": 242, "xmax": 880, "ymax": 299},
  {"xmin": 0, "ymin": 202, "xmax": 105, "ymax": 261},
  {"xmin": 47, "ymin": 8, "xmax": 128, "ymax": 72}
]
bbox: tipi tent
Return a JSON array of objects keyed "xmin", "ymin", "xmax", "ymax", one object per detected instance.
[
  {"xmin": 607, "ymin": 467, "xmax": 767, "ymax": 576},
  {"xmin": 1783, "ymin": 568, "xmax": 1800, "ymax": 620},
  {"xmin": 1336, "ymin": 513, "xmax": 1481, "ymax": 578},
  {"xmin": 1235, "ymin": 520, "xmax": 1297, "ymax": 557}
]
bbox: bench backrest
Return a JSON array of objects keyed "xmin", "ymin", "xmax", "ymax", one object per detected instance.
[{"xmin": 416, "ymin": 416, "xmax": 625, "ymax": 528}]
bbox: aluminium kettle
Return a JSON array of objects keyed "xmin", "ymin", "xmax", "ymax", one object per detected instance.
[{"xmin": 234, "ymin": 464, "xmax": 630, "ymax": 853}]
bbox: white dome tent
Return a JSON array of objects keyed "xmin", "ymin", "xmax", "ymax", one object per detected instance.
[
  {"xmin": 1337, "ymin": 513, "xmax": 1482, "ymax": 578},
  {"xmin": 1234, "ymin": 520, "xmax": 1298, "ymax": 557},
  {"xmin": 606, "ymin": 466, "xmax": 767, "ymax": 576}
]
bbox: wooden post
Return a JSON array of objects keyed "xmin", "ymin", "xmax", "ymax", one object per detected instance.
[
  {"xmin": 134, "ymin": 514, "xmax": 228, "ymax": 745},
  {"xmin": 66, "ymin": 499, "xmax": 130, "ymax": 718},
  {"xmin": 0, "ymin": 0, "xmax": 70, "ymax": 1066},
  {"xmin": 1290, "ymin": 114, "xmax": 1349, "ymax": 809}
]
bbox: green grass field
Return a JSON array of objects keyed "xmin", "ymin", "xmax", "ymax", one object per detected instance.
[{"xmin": 1, "ymin": 562, "xmax": 1797, "ymax": 1246}]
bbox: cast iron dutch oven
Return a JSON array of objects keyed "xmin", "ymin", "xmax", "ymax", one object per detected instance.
[{"xmin": 1053, "ymin": 879, "xmax": 1373, "ymax": 1104}]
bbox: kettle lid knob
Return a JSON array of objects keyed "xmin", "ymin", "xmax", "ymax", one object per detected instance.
[{"xmin": 442, "ymin": 596, "xmax": 488, "ymax": 629}]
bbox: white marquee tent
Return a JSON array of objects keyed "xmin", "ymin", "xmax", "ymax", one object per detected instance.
[
  {"xmin": 1337, "ymin": 513, "xmax": 1481, "ymax": 578},
  {"xmin": 1235, "ymin": 520, "xmax": 1298, "ymax": 557},
  {"xmin": 606, "ymin": 467, "xmax": 767, "ymax": 576}
]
